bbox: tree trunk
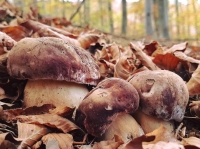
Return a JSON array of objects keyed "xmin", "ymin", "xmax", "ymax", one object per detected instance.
[
  {"xmin": 121, "ymin": 0, "xmax": 127, "ymax": 35},
  {"xmin": 191, "ymin": 0, "xmax": 198, "ymax": 40},
  {"xmin": 98, "ymin": 0, "xmax": 104, "ymax": 27},
  {"xmin": 145, "ymin": 0, "xmax": 154, "ymax": 37},
  {"xmin": 175, "ymin": 0, "xmax": 179, "ymax": 38},
  {"xmin": 62, "ymin": 0, "xmax": 66, "ymax": 18},
  {"xmin": 84, "ymin": 0, "xmax": 90, "ymax": 25},
  {"xmin": 108, "ymin": 0, "xmax": 114, "ymax": 33},
  {"xmin": 157, "ymin": 0, "xmax": 170, "ymax": 39}
]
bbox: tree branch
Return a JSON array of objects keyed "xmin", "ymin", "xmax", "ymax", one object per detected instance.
[{"xmin": 70, "ymin": 0, "xmax": 85, "ymax": 21}]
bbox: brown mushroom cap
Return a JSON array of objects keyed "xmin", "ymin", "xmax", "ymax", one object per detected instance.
[
  {"xmin": 128, "ymin": 70, "xmax": 189, "ymax": 122},
  {"xmin": 78, "ymin": 77, "xmax": 139, "ymax": 136},
  {"xmin": 7, "ymin": 37, "xmax": 100, "ymax": 85}
]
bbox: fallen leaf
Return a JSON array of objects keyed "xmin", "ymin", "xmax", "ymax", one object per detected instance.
[
  {"xmin": 16, "ymin": 114, "xmax": 82, "ymax": 133},
  {"xmin": 118, "ymin": 135, "xmax": 155, "ymax": 149},
  {"xmin": 78, "ymin": 33, "xmax": 100, "ymax": 49},
  {"xmin": 0, "ymin": 26, "xmax": 29, "ymax": 41},
  {"xmin": 144, "ymin": 125, "xmax": 177, "ymax": 145},
  {"xmin": 16, "ymin": 121, "xmax": 50, "ymax": 149},
  {"xmin": 189, "ymin": 101, "xmax": 200, "ymax": 118},
  {"xmin": 93, "ymin": 140, "xmax": 123, "ymax": 149},
  {"xmin": 153, "ymin": 53, "xmax": 181, "ymax": 71},
  {"xmin": 182, "ymin": 137, "xmax": 200, "ymax": 148},
  {"xmin": 130, "ymin": 42, "xmax": 160, "ymax": 70},
  {"xmin": 42, "ymin": 133, "xmax": 73, "ymax": 149},
  {"xmin": 0, "ymin": 133, "xmax": 17, "ymax": 149},
  {"xmin": 164, "ymin": 42, "xmax": 188, "ymax": 54},
  {"xmin": 187, "ymin": 64, "xmax": 200, "ymax": 95},
  {"xmin": 143, "ymin": 141, "xmax": 184, "ymax": 149},
  {"xmin": 174, "ymin": 51, "xmax": 200, "ymax": 64}
]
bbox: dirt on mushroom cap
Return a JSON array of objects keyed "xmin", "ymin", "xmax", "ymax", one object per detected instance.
[
  {"xmin": 78, "ymin": 77, "xmax": 140, "ymax": 136},
  {"xmin": 7, "ymin": 37, "xmax": 100, "ymax": 85}
]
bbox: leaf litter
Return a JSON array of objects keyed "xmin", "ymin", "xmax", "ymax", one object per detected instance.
[{"xmin": 0, "ymin": 1, "xmax": 200, "ymax": 148}]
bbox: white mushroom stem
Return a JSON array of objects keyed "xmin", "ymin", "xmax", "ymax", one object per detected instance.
[
  {"xmin": 24, "ymin": 80, "xmax": 89, "ymax": 108},
  {"xmin": 101, "ymin": 113, "xmax": 144, "ymax": 143},
  {"xmin": 132, "ymin": 110, "xmax": 174, "ymax": 134}
]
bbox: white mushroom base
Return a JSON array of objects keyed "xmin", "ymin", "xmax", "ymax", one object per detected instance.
[{"xmin": 24, "ymin": 80, "xmax": 89, "ymax": 108}]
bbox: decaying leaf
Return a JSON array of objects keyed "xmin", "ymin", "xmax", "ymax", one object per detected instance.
[
  {"xmin": 182, "ymin": 137, "xmax": 200, "ymax": 148},
  {"xmin": 0, "ymin": 133, "xmax": 17, "ymax": 149},
  {"xmin": 130, "ymin": 42, "xmax": 160, "ymax": 70},
  {"xmin": 189, "ymin": 100, "xmax": 200, "ymax": 118},
  {"xmin": 41, "ymin": 133, "xmax": 73, "ymax": 149},
  {"xmin": 16, "ymin": 114, "xmax": 82, "ymax": 133},
  {"xmin": 187, "ymin": 64, "xmax": 200, "ymax": 95},
  {"xmin": 16, "ymin": 121, "xmax": 50, "ymax": 149},
  {"xmin": 153, "ymin": 53, "xmax": 181, "ymax": 71},
  {"xmin": 93, "ymin": 140, "xmax": 123, "ymax": 149},
  {"xmin": 144, "ymin": 125, "xmax": 177, "ymax": 145},
  {"xmin": 143, "ymin": 141, "xmax": 184, "ymax": 149}
]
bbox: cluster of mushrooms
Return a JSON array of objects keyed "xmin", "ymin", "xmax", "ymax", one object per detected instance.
[{"xmin": 6, "ymin": 36, "xmax": 189, "ymax": 143}]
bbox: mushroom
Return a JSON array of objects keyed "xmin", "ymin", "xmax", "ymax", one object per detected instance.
[
  {"xmin": 101, "ymin": 113, "xmax": 144, "ymax": 142},
  {"xmin": 7, "ymin": 37, "xmax": 100, "ymax": 108},
  {"xmin": 77, "ymin": 77, "xmax": 140, "ymax": 137},
  {"xmin": 132, "ymin": 109, "xmax": 174, "ymax": 134},
  {"xmin": 128, "ymin": 70, "xmax": 189, "ymax": 122}
]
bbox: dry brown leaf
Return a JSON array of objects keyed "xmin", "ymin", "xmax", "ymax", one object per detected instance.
[
  {"xmin": 114, "ymin": 55, "xmax": 137, "ymax": 80},
  {"xmin": 41, "ymin": 133, "xmax": 73, "ymax": 149},
  {"xmin": 78, "ymin": 33, "xmax": 100, "ymax": 49},
  {"xmin": 49, "ymin": 106, "xmax": 75, "ymax": 118},
  {"xmin": 16, "ymin": 121, "xmax": 50, "ymax": 149},
  {"xmin": 143, "ymin": 141, "xmax": 184, "ymax": 149},
  {"xmin": 153, "ymin": 53, "xmax": 181, "ymax": 71},
  {"xmin": 21, "ymin": 104, "xmax": 56, "ymax": 115},
  {"xmin": 164, "ymin": 42, "xmax": 188, "ymax": 54},
  {"xmin": 0, "ymin": 108, "xmax": 23, "ymax": 122},
  {"xmin": 189, "ymin": 100, "xmax": 200, "ymax": 118},
  {"xmin": 174, "ymin": 51, "xmax": 200, "ymax": 64},
  {"xmin": 16, "ymin": 114, "xmax": 82, "ymax": 133},
  {"xmin": 130, "ymin": 42, "xmax": 160, "ymax": 70},
  {"xmin": 118, "ymin": 135, "xmax": 155, "ymax": 149},
  {"xmin": 0, "ymin": 26, "xmax": 29, "ymax": 41},
  {"xmin": 182, "ymin": 137, "xmax": 200, "ymax": 148},
  {"xmin": 0, "ymin": 104, "xmax": 56, "ymax": 122},
  {"xmin": 98, "ymin": 59, "xmax": 114, "ymax": 78},
  {"xmin": 93, "ymin": 140, "xmax": 123, "ymax": 149},
  {"xmin": 143, "ymin": 125, "xmax": 177, "ymax": 145},
  {"xmin": 187, "ymin": 64, "xmax": 200, "ymax": 95},
  {"xmin": 143, "ymin": 41, "xmax": 163, "ymax": 56},
  {"xmin": 0, "ymin": 133, "xmax": 17, "ymax": 149}
]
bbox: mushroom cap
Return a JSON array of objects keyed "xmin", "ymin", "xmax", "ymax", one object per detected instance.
[
  {"xmin": 128, "ymin": 70, "xmax": 189, "ymax": 122},
  {"xmin": 78, "ymin": 77, "xmax": 139, "ymax": 136},
  {"xmin": 7, "ymin": 37, "xmax": 100, "ymax": 85}
]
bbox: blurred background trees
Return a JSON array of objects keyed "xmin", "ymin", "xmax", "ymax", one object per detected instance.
[{"xmin": 1, "ymin": 0, "xmax": 200, "ymax": 41}]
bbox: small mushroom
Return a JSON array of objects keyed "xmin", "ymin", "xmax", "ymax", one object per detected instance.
[
  {"xmin": 77, "ymin": 77, "xmax": 140, "ymax": 136},
  {"xmin": 132, "ymin": 109, "xmax": 174, "ymax": 134},
  {"xmin": 101, "ymin": 113, "xmax": 144, "ymax": 142},
  {"xmin": 128, "ymin": 70, "xmax": 189, "ymax": 122},
  {"xmin": 7, "ymin": 37, "xmax": 100, "ymax": 108}
]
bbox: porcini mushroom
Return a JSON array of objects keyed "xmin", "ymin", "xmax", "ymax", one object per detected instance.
[
  {"xmin": 128, "ymin": 70, "xmax": 189, "ymax": 122},
  {"xmin": 77, "ymin": 77, "xmax": 140, "ymax": 136},
  {"xmin": 7, "ymin": 37, "xmax": 100, "ymax": 108},
  {"xmin": 101, "ymin": 113, "xmax": 144, "ymax": 142}
]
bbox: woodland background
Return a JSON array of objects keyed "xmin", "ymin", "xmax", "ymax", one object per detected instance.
[{"xmin": 1, "ymin": 0, "xmax": 200, "ymax": 43}]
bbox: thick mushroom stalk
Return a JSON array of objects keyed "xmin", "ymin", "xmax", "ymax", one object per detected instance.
[
  {"xmin": 128, "ymin": 70, "xmax": 189, "ymax": 122},
  {"xmin": 78, "ymin": 78, "xmax": 139, "ymax": 136},
  {"xmin": 7, "ymin": 37, "xmax": 100, "ymax": 85}
]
